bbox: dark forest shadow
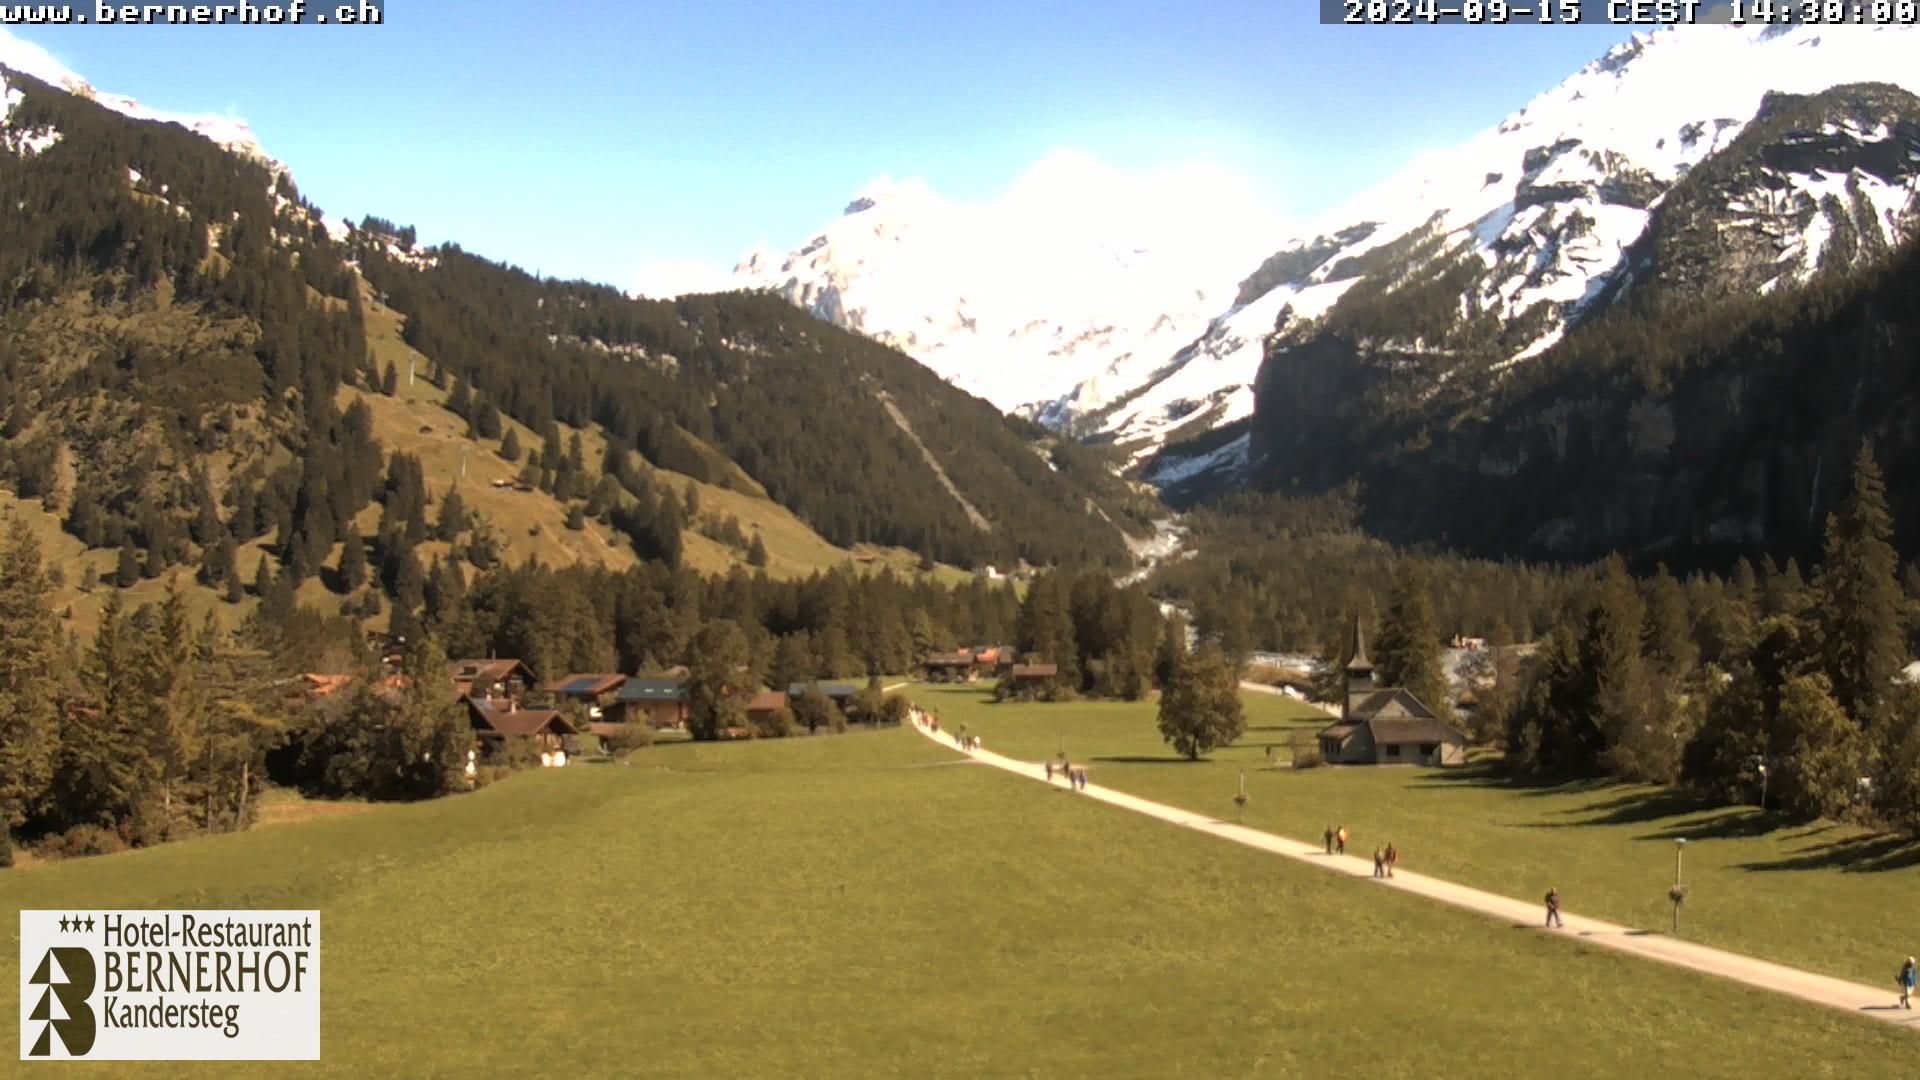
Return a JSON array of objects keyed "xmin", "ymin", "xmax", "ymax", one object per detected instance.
[{"xmin": 1737, "ymin": 833, "xmax": 1920, "ymax": 874}]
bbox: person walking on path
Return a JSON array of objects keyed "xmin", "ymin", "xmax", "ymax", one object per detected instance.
[
  {"xmin": 1545, "ymin": 887, "xmax": 1563, "ymax": 929},
  {"xmin": 1045, "ymin": 761, "xmax": 1054, "ymax": 782},
  {"xmin": 1324, "ymin": 826, "xmax": 1335, "ymax": 855},
  {"xmin": 1372, "ymin": 848, "xmax": 1386, "ymax": 878},
  {"xmin": 1899, "ymin": 956, "xmax": 1916, "ymax": 1009},
  {"xmin": 1385, "ymin": 843, "xmax": 1398, "ymax": 878},
  {"xmin": 1335, "ymin": 826, "xmax": 1348, "ymax": 856}
]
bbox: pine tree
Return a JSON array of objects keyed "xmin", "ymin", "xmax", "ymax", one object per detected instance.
[
  {"xmin": 437, "ymin": 487, "xmax": 468, "ymax": 541},
  {"xmin": 139, "ymin": 579, "xmax": 205, "ymax": 827},
  {"xmin": 1814, "ymin": 444, "xmax": 1904, "ymax": 727},
  {"xmin": 115, "ymin": 541, "xmax": 140, "ymax": 588},
  {"xmin": 381, "ymin": 361, "xmax": 399, "ymax": 396},
  {"xmin": 55, "ymin": 591, "xmax": 147, "ymax": 829},
  {"xmin": 1374, "ymin": 562, "xmax": 1450, "ymax": 721},
  {"xmin": 747, "ymin": 533, "xmax": 769, "ymax": 568},
  {"xmin": 339, "ymin": 527, "xmax": 368, "ymax": 592},
  {"xmin": 500, "ymin": 428, "xmax": 522, "ymax": 463},
  {"xmin": 1642, "ymin": 565, "xmax": 1698, "ymax": 679},
  {"xmin": 565, "ymin": 504, "xmax": 587, "ymax": 531},
  {"xmin": 771, "ymin": 632, "xmax": 813, "ymax": 691},
  {"xmin": 0, "ymin": 519, "xmax": 64, "ymax": 828},
  {"xmin": 252, "ymin": 553, "xmax": 273, "ymax": 598}
]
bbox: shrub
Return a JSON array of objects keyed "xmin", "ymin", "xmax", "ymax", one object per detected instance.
[
  {"xmin": 753, "ymin": 707, "xmax": 795, "ymax": 739},
  {"xmin": 43, "ymin": 825, "xmax": 128, "ymax": 859},
  {"xmin": 606, "ymin": 723, "xmax": 654, "ymax": 756},
  {"xmin": 881, "ymin": 694, "xmax": 915, "ymax": 726}
]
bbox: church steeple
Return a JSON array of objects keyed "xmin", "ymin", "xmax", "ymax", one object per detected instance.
[{"xmin": 1344, "ymin": 615, "xmax": 1375, "ymax": 719}]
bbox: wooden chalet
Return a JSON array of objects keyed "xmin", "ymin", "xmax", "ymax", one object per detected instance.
[
  {"xmin": 615, "ymin": 677, "xmax": 689, "ymax": 729},
  {"xmin": 924, "ymin": 651, "xmax": 979, "ymax": 682},
  {"xmin": 467, "ymin": 696, "xmax": 577, "ymax": 750},
  {"xmin": 448, "ymin": 659, "xmax": 537, "ymax": 702},
  {"xmin": 545, "ymin": 673, "xmax": 628, "ymax": 719},
  {"xmin": 1317, "ymin": 618, "xmax": 1466, "ymax": 768}
]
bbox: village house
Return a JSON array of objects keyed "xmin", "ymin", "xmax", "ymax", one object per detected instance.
[
  {"xmin": 923, "ymin": 650, "xmax": 979, "ymax": 682},
  {"xmin": 448, "ymin": 658, "xmax": 537, "ymax": 702},
  {"xmin": 467, "ymin": 696, "xmax": 578, "ymax": 756},
  {"xmin": 614, "ymin": 677, "xmax": 689, "ymax": 729},
  {"xmin": 1317, "ymin": 619, "xmax": 1467, "ymax": 768},
  {"xmin": 545, "ymin": 673, "xmax": 628, "ymax": 719},
  {"xmin": 786, "ymin": 683, "xmax": 859, "ymax": 710},
  {"xmin": 744, "ymin": 690, "xmax": 789, "ymax": 734}
]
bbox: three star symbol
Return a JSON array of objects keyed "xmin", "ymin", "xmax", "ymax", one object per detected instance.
[{"xmin": 56, "ymin": 915, "xmax": 94, "ymax": 933}]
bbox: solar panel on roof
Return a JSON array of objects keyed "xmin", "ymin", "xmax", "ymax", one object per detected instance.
[{"xmin": 563, "ymin": 676, "xmax": 602, "ymax": 694}]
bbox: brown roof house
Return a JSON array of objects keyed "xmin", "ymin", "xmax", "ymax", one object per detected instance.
[
  {"xmin": 614, "ymin": 677, "xmax": 689, "ymax": 729},
  {"xmin": 545, "ymin": 673, "xmax": 629, "ymax": 719},
  {"xmin": 448, "ymin": 659, "xmax": 537, "ymax": 701},
  {"xmin": 924, "ymin": 650, "xmax": 980, "ymax": 682},
  {"xmin": 1318, "ymin": 618, "xmax": 1466, "ymax": 768},
  {"xmin": 467, "ymin": 696, "xmax": 578, "ymax": 766}
]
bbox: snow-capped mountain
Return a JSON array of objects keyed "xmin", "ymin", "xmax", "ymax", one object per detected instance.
[
  {"xmin": 729, "ymin": 151, "xmax": 1286, "ymax": 414},
  {"xmin": 1138, "ymin": 20, "xmax": 1920, "ymax": 480},
  {"xmin": 1, "ymin": 29, "xmax": 272, "ymax": 165}
]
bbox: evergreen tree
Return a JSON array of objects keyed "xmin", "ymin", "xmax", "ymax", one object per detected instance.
[
  {"xmin": 1156, "ymin": 645, "xmax": 1245, "ymax": 760},
  {"xmin": 381, "ymin": 361, "xmax": 399, "ymax": 396},
  {"xmin": 747, "ymin": 533, "xmax": 769, "ymax": 568},
  {"xmin": 1374, "ymin": 562, "xmax": 1450, "ymax": 721},
  {"xmin": 437, "ymin": 487, "xmax": 468, "ymax": 541},
  {"xmin": 139, "ymin": 580, "xmax": 205, "ymax": 826},
  {"xmin": 685, "ymin": 620, "xmax": 749, "ymax": 741},
  {"xmin": 55, "ymin": 592, "xmax": 147, "ymax": 829},
  {"xmin": 252, "ymin": 553, "xmax": 273, "ymax": 598},
  {"xmin": 1642, "ymin": 565, "xmax": 1698, "ymax": 679},
  {"xmin": 115, "ymin": 540, "xmax": 141, "ymax": 588},
  {"xmin": 0, "ymin": 519, "xmax": 63, "ymax": 828},
  {"xmin": 339, "ymin": 527, "xmax": 368, "ymax": 592},
  {"xmin": 770, "ymin": 632, "xmax": 813, "ymax": 691},
  {"xmin": 1814, "ymin": 445, "xmax": 1904, "ymax": 727},
  {"xmin": 566, "ymin": 504, "xmax": 587, "ymax": 531},
  {"xmin": 1154, "ymin": 612, "xmax": 1189, "ymax": 691},
  {"xmin": 500, "ymin": 428, "xmax": 522, "ymax": 463}
]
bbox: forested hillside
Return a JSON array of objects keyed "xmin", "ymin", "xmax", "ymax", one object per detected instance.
[{"xmin": 0, "ymin": 63, "xmax": 1145, "ymax": 649}]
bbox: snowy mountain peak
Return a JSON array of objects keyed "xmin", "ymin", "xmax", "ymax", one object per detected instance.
[
  {"xmin": 2, "ymin": 28, "xmax": 273, "ymax": 166},
  {"xmin": 729, "ymin": 152, "xmax": 1286, "ymax": 414}
]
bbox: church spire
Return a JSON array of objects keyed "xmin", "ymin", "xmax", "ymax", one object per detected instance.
[{"xmin": 1346, "ymin": 614, "xmax": 1373, "ymax": 674}]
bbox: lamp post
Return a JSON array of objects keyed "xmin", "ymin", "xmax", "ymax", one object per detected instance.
[
  {"xmin": 1671, "ymin": 838, "xmax": 1688, "ymax": 934},
  {"xmin": 1234, "ymin": 769, "xmax": 1249, "ymax": 824},
  {"xmin": 1757, "ymin": 763, "xmax": 1769, "ymax": 812}
]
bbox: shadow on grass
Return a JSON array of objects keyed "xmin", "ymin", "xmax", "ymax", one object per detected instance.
[
  {"xmin": 1091, "ymin": 755, "xmax": 1201, "ymax": 765},
  {"xmin": 1735, "ymin": 833, "xmax": 1920, "ymax": 874}
]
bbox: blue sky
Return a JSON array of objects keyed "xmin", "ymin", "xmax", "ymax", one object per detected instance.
[{"xmin": 7, "ymin": 3, "xmax": 1648, "ymax": 292}]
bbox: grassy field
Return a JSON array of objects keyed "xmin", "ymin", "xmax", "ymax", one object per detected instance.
[
  {"xmin": 2, "ymin": 728, "xmax": 1911, "ymax": 1077},
  {"xmin": 920, "ymin": 684, "xmax": 1920, "ymax": 991}
]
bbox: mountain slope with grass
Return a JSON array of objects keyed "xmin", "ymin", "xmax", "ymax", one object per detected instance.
[{"xmin": 0, "ymin": 56, "xmax": 1145, "ymax": 647}]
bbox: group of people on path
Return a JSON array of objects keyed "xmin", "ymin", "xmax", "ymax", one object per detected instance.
[
  {"xmin": 1045, "ymin": 758, "xmax": 1089, "ymax": 791},
  {"xmin": 1372, "ymin": 843, "xmax": 1399, "ymax": 878}
]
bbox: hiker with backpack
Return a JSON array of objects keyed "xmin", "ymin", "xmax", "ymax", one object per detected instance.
[
  {"xmin": 1899, "ymin": 956, "xmax": 1916, "ymax": 1009},
  {"xmin": 1545, "ymin": 887, "xmax": 1563, "ymax": 929}
]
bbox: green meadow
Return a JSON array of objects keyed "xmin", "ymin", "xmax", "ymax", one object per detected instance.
[
  {"xmin": 920, "ymin": 684, "xmax": 1920, "ymax": 991},
  {"xmin": 2, "ymin": 724, "xmax": 1912, "ymax": 1077}
]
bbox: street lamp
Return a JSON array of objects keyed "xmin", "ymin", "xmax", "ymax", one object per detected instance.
[
  {"xmin": 1756, "ymin": 763, "xmax": 1769, "ymax": 811},
  {"xmin": 1670, "ymin": 838, "xmax": 1688, "ymax": 934}
]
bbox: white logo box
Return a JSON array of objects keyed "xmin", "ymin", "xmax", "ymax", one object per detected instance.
[{"xmin": 19, "ymin": 910, "xmax": 320, "ymax": 1061}]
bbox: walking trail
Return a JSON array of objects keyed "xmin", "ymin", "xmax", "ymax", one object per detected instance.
[{"xmin": 907, "ymin": 711, "xmax": 1919, "ymax": 1030}]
